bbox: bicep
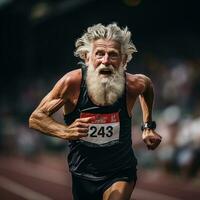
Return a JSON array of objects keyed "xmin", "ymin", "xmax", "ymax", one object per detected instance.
[
  {"xmin": 34, "ymin": 91, "xmax": 65, "ymax": 116},
  {"xmin": 139, "ymin": 75, "xmax": 154, "ymax": 96},
  {"xmin": 139, "ymin": 81, "xmax": 154, "ymax": 101},
  {"xmin": 34, "ymin": 78, "xmax": 69, "ymax": 116}
]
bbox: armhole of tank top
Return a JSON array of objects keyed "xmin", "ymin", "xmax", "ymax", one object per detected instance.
[
  {"xmin": 64, "ymin": 65, "xmax": 86, "ymax": 117},
  {"xmin": 74, "ymin": 65, "xmax": 86, "ymax": 109},
  {"xmin": 123, "ymin": 72, "xmax": 132, "ymax": 119}
]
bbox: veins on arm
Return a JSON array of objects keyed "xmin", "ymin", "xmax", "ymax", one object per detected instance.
[
  {"xmin": 138, "ymin": 75, "xmax": 154, "ymax": 123},
  {"xmin": 29, "ymin": 76, "xmax": 70, "ymax": 139}
]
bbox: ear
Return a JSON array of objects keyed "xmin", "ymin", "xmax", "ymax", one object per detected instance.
[
  {"xmin": 122, "ymin": 54, "xmax": 127, "ymax": 66},
  {"xmin": 85, "ymin": 52, "xmax": 90, "ymax": 66}
]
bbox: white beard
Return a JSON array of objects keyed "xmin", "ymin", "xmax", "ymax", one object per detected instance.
[{"xmin": 86, "ymin": 64, "xmax": 125, "ymax": 106}]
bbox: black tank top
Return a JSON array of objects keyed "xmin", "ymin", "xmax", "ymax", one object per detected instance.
[{"xmin": 64, "ymin": 64, "xmax": 137, "ymax": 180}]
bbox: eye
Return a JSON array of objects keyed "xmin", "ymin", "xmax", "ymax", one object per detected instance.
[
  {"xmin": 109, "ymin": 52, "xmax": 119, "ymax": 59},
  {"xmin": 96, "ymin": 51, "xmax": 105, "ymax": 58}
]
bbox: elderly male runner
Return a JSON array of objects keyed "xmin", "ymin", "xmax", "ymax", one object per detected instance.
[{"xmin": 29, "ymin": 23, "xmax": 162, "ymax": 200}]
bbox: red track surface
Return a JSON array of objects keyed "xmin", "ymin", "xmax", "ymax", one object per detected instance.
[{"xmin": 0, "ymin": 154, "xmax": 199, "ymax": 200}]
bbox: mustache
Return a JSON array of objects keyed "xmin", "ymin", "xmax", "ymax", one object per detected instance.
[{"xmin": 96, "ymin": 64, "xmax": 115, "ymax": 74}]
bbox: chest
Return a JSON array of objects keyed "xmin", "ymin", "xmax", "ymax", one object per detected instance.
[{"xmin": 64, "ymin": 87, "xmax": 139, "ymax": 117}]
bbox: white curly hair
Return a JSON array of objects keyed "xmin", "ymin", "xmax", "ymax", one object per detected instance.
[{"xmin": 74, "ymin": 23, "xmax": 137, "ymax": 69}]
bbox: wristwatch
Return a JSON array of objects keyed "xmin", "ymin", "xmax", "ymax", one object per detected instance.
[{"xmin": 141, "ymin": 121, "xmax": 156, "ymax": 131}]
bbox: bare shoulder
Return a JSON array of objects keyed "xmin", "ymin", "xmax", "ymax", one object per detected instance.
[
  {"xmin": 58, "ymin": 69, "xmax": 82, "ymax": 86},
  {"xmin": 51, "ymin": 69, "xmax": 82, "ymax": 98},
  {"xmin": 126, "ymin": 73, "xmax": 153, "ymax": 95},
  {"xmin": 30, "ymin": 69, "xmax": 82, "ymax": 117}
]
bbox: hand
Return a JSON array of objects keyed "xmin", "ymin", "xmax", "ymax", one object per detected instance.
[
  {"xmin": 64, "ymin": 117, "xmax": 93, "ymax": 140},
  {"xmin": 142, "ymin": 129, "xmax": 162, "ymax": 150}
]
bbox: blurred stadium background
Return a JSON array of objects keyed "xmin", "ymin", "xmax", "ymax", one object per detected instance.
[{"xmin": 0, "ymin": 0, "xmax": 200, "ymax": 199}]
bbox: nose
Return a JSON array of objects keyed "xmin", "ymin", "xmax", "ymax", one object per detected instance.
[{"xmin": 101, "ymin": 54, "xmax": 110, "ymax": 65}]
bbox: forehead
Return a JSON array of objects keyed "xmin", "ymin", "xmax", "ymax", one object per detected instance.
[{"xmin": 92, "ymin": 39, "xmax": 121, "ymax": 52}]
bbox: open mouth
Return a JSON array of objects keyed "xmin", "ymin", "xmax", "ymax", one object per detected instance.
[{"xmin": 99, "ymin": 69, "xmax": 112, "ymax": 75}]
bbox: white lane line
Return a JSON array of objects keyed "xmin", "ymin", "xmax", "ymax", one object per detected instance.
[
  {"xmin": 0, "ymin": 175, "xmax": 53, "ymax": 200},
  {"xmin": 132, "ymin": 188, "xmax": 182, "ymax": 200}
]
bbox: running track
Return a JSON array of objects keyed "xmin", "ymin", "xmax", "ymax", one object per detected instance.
[{"xmin": 0, "ymin": 154, "xmax": 199, "ymax": 200}]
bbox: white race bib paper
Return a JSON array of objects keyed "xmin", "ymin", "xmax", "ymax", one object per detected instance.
[{"xmin": 80, "ymin": 112, "xmax": 120, "ymax": 145}]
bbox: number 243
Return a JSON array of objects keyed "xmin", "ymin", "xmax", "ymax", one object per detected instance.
[{"xmin": 89, "ymin": 126, "xmax": 113, "ymax": 137}]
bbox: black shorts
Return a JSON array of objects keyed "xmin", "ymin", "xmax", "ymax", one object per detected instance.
[{"xmin": 71, "ymin": 168, "xmax": 137, "ymax": 200}]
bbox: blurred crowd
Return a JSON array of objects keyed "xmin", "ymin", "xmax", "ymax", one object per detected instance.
[
  {"xmin": 133, "ymin": 53, "xmax": 200, "ymax": 180},
  {"xmin": 0, "ymin": 51, "xmax": 200, "ymax": 180}
]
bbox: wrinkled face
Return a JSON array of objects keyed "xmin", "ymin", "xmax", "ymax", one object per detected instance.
[
  {"xmin": 86, "ymin": 39, "xmax": 125, "ymax": 75},
  {"xmin": 85, "ymin": 39, "xmax": 126, "ymax": 106}
]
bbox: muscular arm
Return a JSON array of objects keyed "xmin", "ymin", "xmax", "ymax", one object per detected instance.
[
  {"xmin": 29, "ymin": 71, "xmax": 91, "ymax": 140},
  {"xmin": 127, "ymin": 73, "xmax": 161, "ymax": 150},
  {"xmin": 126, "ymin": 73, "xmax": 153, "ymax": 119},
  {"xmin": 138, "ymin": 75, "xmax": 162, "ymax": 149},
  {"xmin": 138, "ymin": 75, "xmax": 154, "ymax": 123},
  {"xmin": 29, "ymin": 77, "xmax": 68, "ymax": 139}
]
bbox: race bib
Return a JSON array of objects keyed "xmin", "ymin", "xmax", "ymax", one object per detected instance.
[{"xmin": 80, "ymin": 112, "xmax": 120, "ymax": 145}]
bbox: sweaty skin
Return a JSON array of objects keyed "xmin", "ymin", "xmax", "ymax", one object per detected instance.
[{"xmin": 29, "ymin": 39, "xmax": 162, "ymax": 200}]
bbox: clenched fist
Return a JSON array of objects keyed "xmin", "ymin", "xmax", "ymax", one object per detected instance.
[
  {"xmin": 142, "ymin": 129, "xmax": 162, "ymax": 150},
  {"xmin": 64, "ymin": 117, "xmax": 93, "ymax": 140}
]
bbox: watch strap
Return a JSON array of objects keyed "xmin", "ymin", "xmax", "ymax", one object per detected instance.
[{"xmin": 141, "ymin": 121, "xmax": 156, "ymax": 131}]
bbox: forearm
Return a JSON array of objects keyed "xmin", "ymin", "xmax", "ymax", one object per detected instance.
[
  {"xmin": 29, "ymin": 111, "xmax": 68, "ymax": 140},
  {"xmin": 139, "ymin": 79, "xmax": 154, "ymax": 123}
]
